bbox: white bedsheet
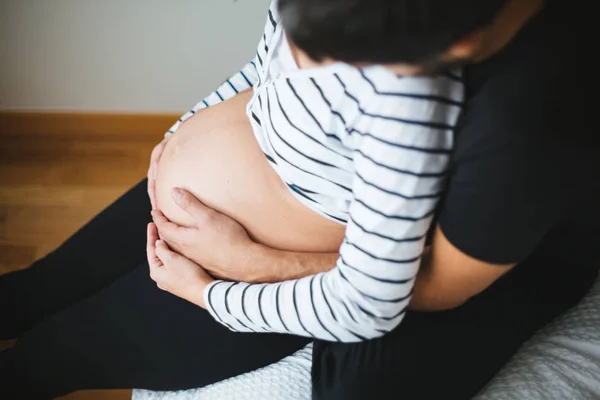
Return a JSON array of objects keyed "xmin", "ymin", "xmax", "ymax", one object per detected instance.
[
  {"xmin": 473, "ymin": 274, "xmax": 600, "ymax": 400},
  {"xmin": 132, "ymin": 344, "xmax": 313, "ymax": 400},
  {"xmin": 133, "ymin": 275, "xmax": 600, "ymax": 400}
]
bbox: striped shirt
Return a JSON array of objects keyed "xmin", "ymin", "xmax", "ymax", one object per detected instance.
[{"xmin": 166, "ymin": 2, "xmax": 464, "ymax": 342}]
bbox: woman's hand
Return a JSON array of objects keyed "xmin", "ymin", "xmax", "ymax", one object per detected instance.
[
  {"xmin": 147, "ymin": 136, "xmax": 170, "ymax": 209},
  {"xmin": 152, "ymin": 188, "xmax": 258, "ymax": 282},
  {"xmin": 146, "ymin": 222, "xmax": 213, "ymax": 308}
]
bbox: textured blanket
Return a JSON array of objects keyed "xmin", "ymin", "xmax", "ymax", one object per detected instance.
[{"xmin": 133, "ymin": 276, "xmax": 600, "ymax": 400}]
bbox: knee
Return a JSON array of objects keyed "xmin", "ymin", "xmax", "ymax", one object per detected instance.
[
  {"xmin": 2, "ymin": 328, "xmax": 72, "ymax": 399},
  {"xmin": 0, "ymin": 344, "xmax": 55, "ymax": 400}
]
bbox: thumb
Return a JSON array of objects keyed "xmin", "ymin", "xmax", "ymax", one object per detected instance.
[{"xmin": 172, "ymin": 187, "xmax": 215, "ymax": 223}]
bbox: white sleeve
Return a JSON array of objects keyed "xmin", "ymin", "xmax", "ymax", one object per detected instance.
[
  {"xmin": 164, "ymin": 58, "xmax": 259, "ymax": 138},
  {"xmin": 203, "ymin": 73, "xmax": 464, "ymax": 342},
  {"xmin": 165, "ymin": 1, "xmax": 280, "ymax": 137}
]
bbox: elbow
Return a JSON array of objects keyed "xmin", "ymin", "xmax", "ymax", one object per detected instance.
[
  {"xmin": 337, "ymin": 321, "xmax": 399, "ymax": 343},
  {"xmin": 367, "ymin": 315, "xmax": 405, "ymax": 340},
  {"xmin": 437, "ymin": 285, "xmax": 488, "ymax": 311},
  {"xmin": 408, "ymin": 291, "xmax": 470, "ymax": 312},
  {"xmin": 338, "ymin": 303, "xmax": 407, "ymax": 342},
  {"xmin": 433, "ymin": 296, "xmax": 469, "ymax": 311},
  {"xmin": 325, "ymin": 272, "xmax": 412, "ymax": 341}
]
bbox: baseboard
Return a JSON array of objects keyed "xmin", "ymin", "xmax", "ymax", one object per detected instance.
[{"xmin": 0, "ymin": 111, "xmax": 181, "ymax": 137}]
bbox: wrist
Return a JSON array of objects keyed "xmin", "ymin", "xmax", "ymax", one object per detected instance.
[
  {"xmin": 195, "ymin": 277, "xmax": 215, "ymax": 309},
  {"xmin": 243, "ymin": 243, "xmax": 284, "ymax": 283}
]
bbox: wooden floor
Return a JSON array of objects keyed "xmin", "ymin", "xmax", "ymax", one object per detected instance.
[{"xmin": 0, "ymin": 122, "xmax": 165, "ymax": 399}]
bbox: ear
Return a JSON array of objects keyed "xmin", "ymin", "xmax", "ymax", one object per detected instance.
[{"xmin": 445, "ymin": 30, "xmax": 485, "ymax": 60}]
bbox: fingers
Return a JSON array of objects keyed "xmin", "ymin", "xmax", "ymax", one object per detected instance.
[
  {"xmin": 147, "ymin": 162, "xmax": 153, "ymax": 181},
  {"xmin": 146, "ymin": 223, "xmax": 162, "ymax": 268},
  {"xmin": 147, "ymin": 137, "xmax": 169, "ymax": 208},
  {"xmin": 172, "ymin": 187, "xmax": 215, "ymax": 222},
  {"xmin": 150, "ymin": 141, "xmax": 161, "ymax": 163},
  {"xmin": 155, "ymin": 239, "xmax": 177, "ymax": 264},
  {"xmin": 148, "ymin": 225, "xmax": 168, "ymax": 290},
  {"xmin": 148, "ymin": 140, "xmax": 166, "ymax": 180},
  {"xmin": 151, "ymin": 137, "xmax": 168, "ymax": 163},
  {"xmin": 151, "ymin": 209, "xmax": 191, "ymax": 245},
  {"xmin": 149, "ymin": 161, "xmax": 158, "ymax": 181},
  {"xmin": 147, "ymin": 177, "xmax": 157, "ymax": 210}
]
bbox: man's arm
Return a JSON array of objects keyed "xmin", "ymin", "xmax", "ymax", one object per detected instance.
[
  {"xmin": 155, "ymin": 188, "xmax": 512, "ymax": 312},
  {"xmin": 245, "ymin": 225, "xmax": 515, "ymax": 311},
  {"xmin": 408, "ymin": 225, "xmax": 515, "ymax": 311},
  {"xmin": 245, "ymin": 244, "xmax": 338, "ymax": 283}
]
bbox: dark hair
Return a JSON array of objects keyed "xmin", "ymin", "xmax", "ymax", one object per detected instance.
[{"xmin": 278, "ymin": 0, "xmax": 507, "ymax": 64}]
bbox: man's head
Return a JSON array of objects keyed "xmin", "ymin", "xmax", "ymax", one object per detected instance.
[{"xmin": 278, "ymin": 0, "xmax": 509, "ymax": 74}]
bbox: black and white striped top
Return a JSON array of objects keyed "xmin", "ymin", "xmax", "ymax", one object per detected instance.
[{"xmin": 167, "ymin": 2, "xmax": 464, "ymax": 342}]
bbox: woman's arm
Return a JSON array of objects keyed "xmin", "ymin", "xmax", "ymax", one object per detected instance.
[
  {"xmin": 164, "ymin": 1, "xmax": 279, "ymax": 137},
  {"xmin": 153, "ymin": 173, "xmax": 513, "ymax": 313},
  {"xmin": 164, "ymin": 58, "xmax": 259, "ymax": 138},
  {"xmin": 194, "ymin": 73, "xmax": 463, "ymax": 342},
  {"xmin": 152, "ymin": 198, "xmax": 514, "ymax": 314},
  {"xmin": 223, "ymin": 233, "xmax": 514, "ymax": 312},
  {"xmin": 151, "ymin": 194, "xmax": 338, "ymax": 283}
]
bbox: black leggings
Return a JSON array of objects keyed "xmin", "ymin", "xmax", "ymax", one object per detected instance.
[
  {"xmin": 0, "ymin": 180, "xmax": 309, "ymax": 399},
  {"xmin": 0, "ymin": 180, "xmax": 596, "ymax": 399}
]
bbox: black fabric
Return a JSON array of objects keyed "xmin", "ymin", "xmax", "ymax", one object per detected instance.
[
  {"xmin": 1, "ymin": 182, "xmax": 596, "ymax": 400},
  {"xmin": 1, "ymin": 2, "xmax": 598, "ymax": 399},
  {"xmin": 0, "ymin": 180, "xmax": 153, "ymax": 340},
  {"xmin": 312, "ymin": 243, "xmax": 598, "ymax": 400},
  {"xmin": 0, "ymin": 181, "xmax": 309, "ymax": 399},
  {"xmin": 439, "ymin": 0, "xmax": 598, "ymax": 264},
  {"xmin": 313, "ymin": 2, "xmax": 599, "ymax": 399}
]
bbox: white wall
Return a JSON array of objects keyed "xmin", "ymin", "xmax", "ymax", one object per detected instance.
[{"xmin": 0, "ymin": 0, "xmax": 270, "ymax": 113}]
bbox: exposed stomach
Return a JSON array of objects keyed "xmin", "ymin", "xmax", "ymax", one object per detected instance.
[{"xmin": 155, "ymin": 90, "xmax": 345, "ymax": 253}]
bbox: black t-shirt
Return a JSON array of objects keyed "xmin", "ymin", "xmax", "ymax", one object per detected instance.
[{"xmin": 438, "ymin": 0, "xmax": 599, "ymax": 271}]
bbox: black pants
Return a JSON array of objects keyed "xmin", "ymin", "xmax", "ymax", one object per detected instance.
[{"xmin": 0, "ymin": 180, "xmax": 596, "ymax": 399}]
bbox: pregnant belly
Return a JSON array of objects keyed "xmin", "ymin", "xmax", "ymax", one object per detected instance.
[{"xmin": 155, "ymin": 91, "xmax": 345, "ymax": 253}]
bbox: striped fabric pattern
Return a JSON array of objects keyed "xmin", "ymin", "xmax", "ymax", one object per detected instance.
[
  {"xmin": 167, "ymin": 2, "xmax": 464, "ymax": 342},
  {"xmin": 165, "ymin": 60, "xmax": 260, "ymax": 137}
]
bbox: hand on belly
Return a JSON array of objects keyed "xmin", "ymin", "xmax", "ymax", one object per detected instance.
[{"xmin": 154, "ymin": 91, "xmax": 345, "ymax": 253}]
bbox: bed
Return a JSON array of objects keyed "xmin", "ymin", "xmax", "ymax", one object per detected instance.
[{"xmin": 133, "ymin": 274, "xmax": 600, "ymax": 400}]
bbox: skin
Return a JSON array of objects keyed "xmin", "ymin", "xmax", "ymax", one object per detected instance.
[
  {"xmin": 147, "ymin": 136, "xmax": 169, "ymax": 210},
  {"xmin": 147, "ymin": 221, "xmax": 211, "ymax": 308},
  {"xmin": 148, "ymin": 0, "xmax": 543, "ymax": 311},
  {"xmin": 153, "ymin": 90, "xmax": 345, "ymax": 253}
]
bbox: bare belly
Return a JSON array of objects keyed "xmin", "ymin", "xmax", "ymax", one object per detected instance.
[{"xmin": 155, "ymin": 91, "xmax": 345, "ymax": 253}]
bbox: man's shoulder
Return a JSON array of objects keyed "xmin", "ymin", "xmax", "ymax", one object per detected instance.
[
  {"xmin": 459, "ymin": 0, "xmax": 576, "ymax": 144},
  {"xmin": 445, "ymin": 0, "xmax": 598, "ymax": 234}
]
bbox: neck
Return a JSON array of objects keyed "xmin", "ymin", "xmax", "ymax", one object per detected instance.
[{"xmin": 474, "ymin": 0, "xmax": 545, "ymax": 61}]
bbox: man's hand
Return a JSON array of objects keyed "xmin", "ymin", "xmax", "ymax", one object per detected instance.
[
  {"xmin": 152, "ymin": 188, "xmax": 258, "ymax": 282},
  {"xmin": 146, "ymin": 222, "xmax": 213, "ymax": 308},
  {"xmin": 150, "ymin": 187, "xmax": 515, "ymax": 310},
  {"xmin": 152, "ymin": 188, "xmax": 338, "ymax": 283},
  {"xmin": 147, "ymin": 136, "xmax": 170, "ymax": 209}
]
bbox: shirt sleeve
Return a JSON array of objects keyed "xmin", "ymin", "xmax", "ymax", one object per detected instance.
[
  {"xmin": 165, "ymin": 0, "xmax": 280, "ymax": 137},
  {"xmin": 437, "ymin": 61, "xmax": 575, "ymax": 265},
  {"xmin": 203, "ymin": 74, "xmax": 464, "ymax": 342},
  {"xmin": 164, "ymin": 58, "xmax": 259, "ymax": 138},
  {"xmin": 438, "ymin": 118, "xmax": 565, "ymax": 264}
]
